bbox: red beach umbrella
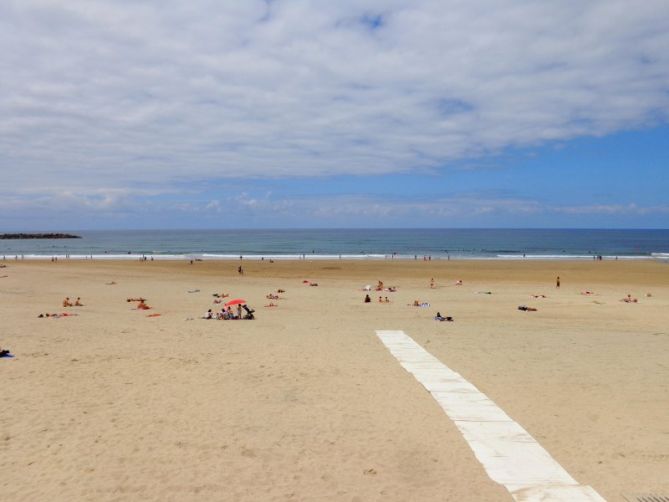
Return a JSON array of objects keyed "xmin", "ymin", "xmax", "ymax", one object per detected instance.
[{"xmin": 224, "ymin": 298, "xmax": 247, "ymax": 306}]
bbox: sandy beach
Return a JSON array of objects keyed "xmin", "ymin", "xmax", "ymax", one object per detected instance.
[{"xmin": 1, "ymin": 259, "xmax": 668, "ymax": 501}]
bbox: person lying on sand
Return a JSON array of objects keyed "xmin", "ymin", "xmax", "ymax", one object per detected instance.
[
  {"xmin": 38, "ymin": 312, "xmax": 78, "ymax": 318},
  {"xmin": 581, "ymin": 291, "xmax": 594, "ymax": 295},
  {"xmin": 531, "ymin": 294, "xmax": 546, "ymax": 298},
  {"xmin": 621, "ymin": 294, "xmax": 638, "ymax": 303},
  {"xmin": 518, "ymin": 305, "xmax": 537, "ymax": 311},
  {"xmin": 63, "ymin": 297, "xmax": 73, "ymax": 307},
  {"xmin": 434, "ymin": 312, "xmax": 453, "ymax": 322},
  {"xmin": 266, "ymin": 293, "xmax": 280, "ymax": 300},
  {"xmin": 136, "ymin": 300, "xmax": 151, "ymax": 310},
  {"xmin": 212, "ymin": 293, "xmax": 229, "ymax": 298},
  {"xmin": 264, "ymin": 302, "xmax": 278, "ymax": 307},
  {"xmin": 277, "ymin": 289, "xmax": 286, "ymax": 293},
  {"xmin": 105, "ymin": 281, "xmax": 117, "ymax": 285},
  {"xmin": 127, "ymin": 297, "xmax": 146, "ymax": 302}
]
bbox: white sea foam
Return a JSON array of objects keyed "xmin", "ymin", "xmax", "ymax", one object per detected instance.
[
  {"xmin": 4, "ymin": 252, "xmax": 664, "ymax": 261},
  {"xmin": 496, "ymin": 254, "xmax": 653, "ymax": 260},
  {"xmin": 13, "ymin": 253, "xmax": 390, "ymax": 261}
]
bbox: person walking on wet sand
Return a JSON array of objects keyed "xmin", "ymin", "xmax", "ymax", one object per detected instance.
[
  {"xmin": 556, "ymin": 276, "xmax": 560, "ymax": 288},
  {"xmin": 238, "ymin": 265, "xmax": 243, "ymax": 275}
]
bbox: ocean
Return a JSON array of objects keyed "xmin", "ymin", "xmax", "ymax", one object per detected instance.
[{"xmin": 1, "ymin": 229, "xmax": 668, "ymax": 261}]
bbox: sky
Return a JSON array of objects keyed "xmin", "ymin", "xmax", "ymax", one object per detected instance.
[{"xmin": 1, "ymin": 0, "xmax": 668, "ymax": 230}]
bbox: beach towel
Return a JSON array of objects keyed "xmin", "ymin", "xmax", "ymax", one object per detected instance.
[{"xmin": 0, "ymin": 352, "xmax": 14, "ymax": 358}]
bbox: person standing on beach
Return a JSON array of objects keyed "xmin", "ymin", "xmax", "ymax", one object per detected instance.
[
  {"xmin": 556, "ymin": 276, "xmax": 560, "ymax": 288},
  {"xmin": 238, "ymin": 265, "xmax": 243, "ymax": 275}
]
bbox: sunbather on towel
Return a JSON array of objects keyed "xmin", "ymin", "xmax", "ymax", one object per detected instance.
[{"xmin": 434, "ymin": 312, "xmax": 453, "ymax": 321}]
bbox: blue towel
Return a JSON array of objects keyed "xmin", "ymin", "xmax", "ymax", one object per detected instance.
[{"xmin": 0, "ymin": 353, "xmax": 14, "ymax": 358}]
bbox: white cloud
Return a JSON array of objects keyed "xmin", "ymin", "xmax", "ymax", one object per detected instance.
[
  {"xmin": 554, "ymin": 203, "xmax": 669, "ymax": 215},
  {"xmin": 2, "ymin": 185, "xmax": 668, "ymax": 229},
  {"xmin": 1, "ymin": 0, "xmax": 668, "ymax": 192}
]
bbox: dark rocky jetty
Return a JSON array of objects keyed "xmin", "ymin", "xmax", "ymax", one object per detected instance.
[{"xmin": 0, "ymin": 233, "xmax": 81, "ymax": 239}]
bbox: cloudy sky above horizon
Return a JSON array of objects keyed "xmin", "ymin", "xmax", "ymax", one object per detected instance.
[{"xmin": 1, "ymin": 0, "xmax": 668, "ymax": 230}]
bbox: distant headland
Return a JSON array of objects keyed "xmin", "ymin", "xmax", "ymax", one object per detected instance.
[{"xmin": 0, "ymin": 233, "xmax": 81, "ymax": 240}]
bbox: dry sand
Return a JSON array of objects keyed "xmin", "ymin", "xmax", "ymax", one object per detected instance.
[{"xmin": 1, "ymin": 259, "xmax": 668, "ymax": 501}]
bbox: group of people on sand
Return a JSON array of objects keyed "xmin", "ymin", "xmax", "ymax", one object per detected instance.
[
  {"xmin": 430, "ymin": 278, "xmax": 462, "ymax": 288},
  {"xmin": 203, "ymin": 305, "xmax": 244, "ymax": 320},
  {"xmin": 376, "ymin": 280, "xmax": 397, "ymax": 292},
  {"xmin": 362, "ymin": 281, "xmax": 398, "ymax": 293},
  {"xmin": 265, "ymin": 289, "xmax": 285, "ymax": 307},
  {"xmin": 62, "ymin": 297, "xmax": 84, "ymax": 307},
  {"xmin": 38, "ymin": 312, "xmax": 78, "ymax": 318},
  {"xmin": 212, "ymin": 292, "xmax": 230, "ymax": 304},
  {"xmin": 127, "ymin": 298, "xmax": 151, "ymax": 310},
  {"xmin": 363, "ymin": 294, "xmax": 391, "ymax": 303},
  {"xmin": 203, "ymin": 303, "xmax": 255, "ymax": 320}
]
